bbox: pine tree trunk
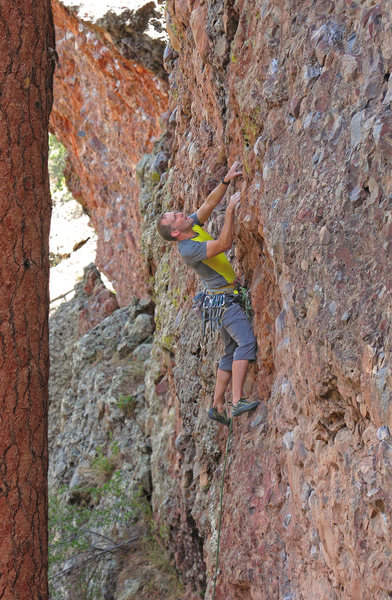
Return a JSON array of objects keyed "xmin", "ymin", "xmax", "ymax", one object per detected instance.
[{"xmin": 0, "ymin": 1, "xmax": 55, "ymax": 598}]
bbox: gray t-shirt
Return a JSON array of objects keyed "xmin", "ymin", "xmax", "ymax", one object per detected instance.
[{"xmin": 178, "ymin": 213, "xmax": 236, "ymax": 291}]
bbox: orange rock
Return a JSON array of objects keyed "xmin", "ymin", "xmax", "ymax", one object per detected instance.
[{"xmin": 51, "ymin": 1, "xmax": 168, "ymax": 305}]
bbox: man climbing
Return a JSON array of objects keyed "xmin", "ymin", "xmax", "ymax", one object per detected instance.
[{"xmin": 156, "ymin": 161, "xmax": 259, "ymax": 426}]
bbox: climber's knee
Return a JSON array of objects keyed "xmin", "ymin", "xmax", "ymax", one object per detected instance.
[
  {"xmin": 221, "ymin": 304, "xmax": 257, "ymax": 362},
  {"xmin": 233, "ymin": 337, "xmax": 257, "ymax": 362}
]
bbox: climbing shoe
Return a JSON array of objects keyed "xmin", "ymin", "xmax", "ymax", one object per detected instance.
[
  {"xmin": 208, "ymin": 407, "xmax": 231, "ymax": 427},
  {"xmin": 231, "ymin": 398, "xmax": 260, "ymax": 417}
]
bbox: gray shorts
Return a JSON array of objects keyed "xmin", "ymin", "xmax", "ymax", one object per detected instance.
[{"xmin": 218, "ymin": 303, "xmax": 257, "ymax": 371}]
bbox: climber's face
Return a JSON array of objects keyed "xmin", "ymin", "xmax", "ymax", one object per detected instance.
[{"xmin": 162, "ymin": 211, "xmax": 193, "ymax": 236}]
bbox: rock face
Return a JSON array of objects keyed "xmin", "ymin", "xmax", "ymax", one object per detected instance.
[
  {"xmin": 96, "ymin": 4, "xmax": 167, "ymax": 80},
  {"xmin": 48, "ymin": 271, "xmax": 160, "ymax": 599},
  {"xmin": 50, "ymin": 0, "xmax": 168, "ymax": 305},
  {"xmin": 137, "ymin": 1, "xmax": 392, "ymax": 598},
  {"xmin": 77, "ymin": 263, "xmax": 119, "ymax": 334}
]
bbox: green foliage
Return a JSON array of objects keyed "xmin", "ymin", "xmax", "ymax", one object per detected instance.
[
  {"xmin": 237, "ymin": 285, "xmax": 253, "ymax": 316},
  {"xmin": 117, "ymin": 394, "xmax": 137, "ymax": 416},
  {"xmin": 49, "ymin": 478, "xmax": 184, "ymax": 600},
  {"xmin": 49, "ymin": 471, "xmax": 136, "ymax": 598},
  {"xmin": 66, "ymin": 445, "xmax": 121, "ymax": 494},
  {"xmin": 90, "ymin": 446, "xmax": 118, "ymax": 483},
  {"xmin": 48, "ymin": 133, "xmax": 68, "ymax": 192},
  {"xmin": 49, "ymin": 471, "xmax": 140, "ymax": 599}
]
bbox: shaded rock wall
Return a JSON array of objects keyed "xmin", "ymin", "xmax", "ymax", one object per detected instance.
[
  {"xmin": 49, "ymin": 270, "xmax": 156, "ymax": 598},
  {"xmin": 138, "ymin": 1, "xmax": 392, "ymax": 599},
  {"xmin": 77, "ymin": 263, "xmax": 119, "ymax": 335},
  {"xmin": 96, "ymin": 3, "xmax": 167, "ymax": 80},
  {"xmin": 50, "ymin": 0, "xmax": 168, "ymax": 305}
]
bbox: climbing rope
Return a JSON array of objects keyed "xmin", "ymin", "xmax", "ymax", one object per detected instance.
[{"xmin": 212, "ymin": 417, "xmax": 233, "ymax": 600}]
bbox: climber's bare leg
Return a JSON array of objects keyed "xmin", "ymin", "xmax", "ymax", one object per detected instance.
[
  {"xmin": 213, "ymin": 369, "xmax": 232, "ymax": 413},
  {"xmin": 232, "ymin": 359, "xmax": 249, "ymax": 405}
]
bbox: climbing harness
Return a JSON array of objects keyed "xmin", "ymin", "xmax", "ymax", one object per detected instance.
[
  {"xmin": 193, "ymin": 284, "xmax": 252, "ymax": 341},
  {"xmin": 212, "ymin": 417, "xmax": 233, "ymax": 600},
  {"xmin": 193, "ymin": 288, "xmax": 240, "ymax": 338}
]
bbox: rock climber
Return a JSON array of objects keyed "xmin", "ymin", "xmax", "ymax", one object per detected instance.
[{"xmin": 156, "ymin": 161, "xmax": 259, "ymax": 426}]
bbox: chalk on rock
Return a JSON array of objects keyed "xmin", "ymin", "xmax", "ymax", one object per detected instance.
[
  {"xmin": 377, "ymin": 426, "xmax": 391, "ymax": 441},
  {"xmin": 283, "ymin": 431, "xmax": 294, "ymax": 450}
]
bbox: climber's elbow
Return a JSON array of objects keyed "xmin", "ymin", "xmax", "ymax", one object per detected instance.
[{"xmin": 206, "ymin": 239, "xmax": 232, "ymax": 258}]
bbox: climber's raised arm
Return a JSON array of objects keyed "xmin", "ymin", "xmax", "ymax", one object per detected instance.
[
  {"xmin": 205, "ymin": 192, "xmax": 241, "ymax": 258},
  {"xmin": 196, "ymin": 161, "xmax": 242, "ymax": 225}
]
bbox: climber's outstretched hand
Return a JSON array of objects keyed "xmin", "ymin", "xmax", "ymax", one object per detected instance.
[
  {"xmin": 197, "ymin": 162, "xmax": 242, "ymax": 225},
  {"xmin": 225, "ymin": 161, "xmax": 242, "ymax": 182},
  {"xmin": 228, "ymin": 191, "xmax": 241, "ymax": 212}
]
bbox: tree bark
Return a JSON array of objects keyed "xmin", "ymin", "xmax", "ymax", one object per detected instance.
[{"xmin": 0, "ymin": 1, "xmax": 55, "ymax": 598}]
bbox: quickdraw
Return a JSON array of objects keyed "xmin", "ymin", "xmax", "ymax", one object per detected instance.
[
  {"xmin": 193, "ymin": 285, "xmax": 251, "ymax": 339},
  {"xmin": 201, "ymin": 292, "xmax": 228, "ymax": 338}
]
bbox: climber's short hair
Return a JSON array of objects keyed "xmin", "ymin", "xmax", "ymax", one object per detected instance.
[{"xmin": 156, "ymin": 213, "xmax": 176, "ymax": 241}]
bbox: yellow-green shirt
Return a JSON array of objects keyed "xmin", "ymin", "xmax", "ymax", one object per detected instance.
[{"xmin": 178, "ymin": 213, "xmax": 236, "ymax": 290}]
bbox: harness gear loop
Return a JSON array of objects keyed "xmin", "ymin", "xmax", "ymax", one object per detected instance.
[
  {"xmin": 212, "ymin": 417, "xmax": 233, "ymax": 600},
  {"xmin": 194, "ymin": 285, "xmax": 250, "ymax": 340},
  {"xmin": 201, "ymin": 292, "xmax": 233, "ymax": 338}
]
